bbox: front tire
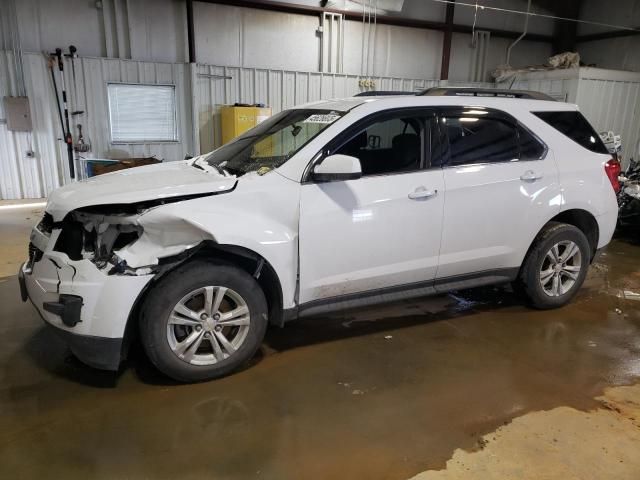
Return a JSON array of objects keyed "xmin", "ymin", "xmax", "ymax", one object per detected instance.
[
  {"xmin": 517, "ymin": 222, "xmax": 591, "ymax": 309},
  {"xmin": 139, "ymin": 261, "xmax": 268, "ymax": 382}
]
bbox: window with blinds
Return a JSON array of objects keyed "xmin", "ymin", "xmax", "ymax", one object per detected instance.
[{"xmin": 107, "ymin": 83, "xmax": 178, "ymax": 143}]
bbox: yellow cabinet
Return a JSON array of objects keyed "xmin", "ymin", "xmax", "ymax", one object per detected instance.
[{"xmin": 221, "ymin": 106, "xmax": 271, "ymax": 145}]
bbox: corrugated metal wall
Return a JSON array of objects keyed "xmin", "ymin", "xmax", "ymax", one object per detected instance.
[
  {"xmin": 195, "ymin": 64, "xmax": 493, "ymax": 152},
  {"xmin": 505, "ymin": 77, "xmax": 577, "ymax": 102},
  {"xmin": 2, "ymin": 51, "xmax": 493, "ymax": 199},
  {"xmin": 576, "ymin": 77, "xmax": 640, "ymax": 165},
  {"xmin": 76, "ymin": 57, "xmax": 194, "ymax": 165},
  {"xmin": 0, "ymin": 52, "xmax": 194, "ymax": 199},
  {"xmin": 0, "ymin": 51, "xmax": 63, "ymax": 199}
]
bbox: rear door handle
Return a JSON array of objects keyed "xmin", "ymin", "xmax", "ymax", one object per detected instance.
[
  {"xmin": 408, "ymin": 186, "xmax": 438, "ymax": 200},
  {"xmin": 520, "ymin": 170, "xmax": 543, "ymax": 182}
]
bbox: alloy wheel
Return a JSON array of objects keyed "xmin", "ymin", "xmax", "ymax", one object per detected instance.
[
  {"xmin": 539, "ymin": 240, "xmax": 582, "ymax": 297},
  {"xmin": 166, "ymin": 286, "xmax": 251, "ymax": 365}
]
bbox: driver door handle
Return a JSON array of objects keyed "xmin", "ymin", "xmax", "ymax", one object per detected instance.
[
  {"xmin": 520, "ymin": 170, "xmax": 543, "ymax": 182},
  {"xmin": 408, "ymin": 186, "xmax": 438, "ymax": 200}
]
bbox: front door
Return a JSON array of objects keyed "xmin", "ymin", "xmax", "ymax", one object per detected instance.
[{"xmin": 298, "ymin": 109, "xmax": 445, "ymax": 304}]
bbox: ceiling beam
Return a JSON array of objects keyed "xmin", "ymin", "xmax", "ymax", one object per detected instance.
[
  {"xmin": 186, "ymin": 0, "xmax": 196, "ymax": 63},
  {"xmin": 577, "ymin": 29, "xmax": 640, "ymax": 43},
  {"xmin": 199, "ymin": 0, "xmax": 553, "ymax": 43},
  {"xmin": 440, "ymin": 0, "xmax": 455, "ymax": 81}
]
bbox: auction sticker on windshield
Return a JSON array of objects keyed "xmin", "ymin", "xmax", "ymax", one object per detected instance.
[{"xmin": 303, "ymin": 113, "xmax": 341, "ymax": 124}]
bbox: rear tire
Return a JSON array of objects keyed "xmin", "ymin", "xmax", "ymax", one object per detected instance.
[
  {"xmin": 139, "ymin": 261, "xmax": 268, "ymax": 382},
  {"xmin": 517, "ymin": 222, "xmax": 591, "ymax": 309}
]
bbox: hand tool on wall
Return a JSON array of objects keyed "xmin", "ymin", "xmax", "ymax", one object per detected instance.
[
  {"xmin": 53, "ymin": 47, "xmax": 75, "ymax": 179},
  {"xmin": 46, "ymin": 56, "xmax": 66, "ymax": 140}
]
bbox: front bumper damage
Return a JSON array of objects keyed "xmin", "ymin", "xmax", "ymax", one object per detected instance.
[
  {"xmin": 20, "ymin": 210, "xmax": 157, "ymax": 370},
  {"xmin": 21, "ymin": 254, "xmax": 153, "ymax": 370}
]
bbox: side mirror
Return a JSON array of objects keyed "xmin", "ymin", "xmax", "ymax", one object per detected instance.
[{"xmin": 312, "ymin": 154, "xmax": 362, "ymax": 182}]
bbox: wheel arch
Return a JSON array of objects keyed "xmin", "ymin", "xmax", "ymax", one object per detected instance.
[
  {"xmin": 120, "ymin": 241, "xmax": 286, "ymax": 361},
  {"xmin": 521, "ymin": 209, "xmax": 600, "ymax": 275},
  {"xmin": 549, "ymin": 209, "xmax": 599, "ymax": 259}
]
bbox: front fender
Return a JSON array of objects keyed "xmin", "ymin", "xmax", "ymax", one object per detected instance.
[{"xmin": 117, "ymin": 173, "xmax": 301, "ymax": 309}]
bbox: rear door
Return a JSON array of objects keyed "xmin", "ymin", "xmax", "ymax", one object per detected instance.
[
  {"xmin": 436, "ymin": 107, "xmax": 559, "ymax": 281},
  {"xmin": 298, "ymin": 108, "xmax": 445, "ymax": 304}
]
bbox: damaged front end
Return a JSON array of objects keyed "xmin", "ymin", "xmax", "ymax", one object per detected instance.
[
  {"xmin": 52, "ymin": 208, "xmax": 150, "ymax": 276},
  {"xmin": 21, "ymin": 200, "xmax": 209, "ymax": 370},
  {"xmin": 21, "ymin": 207, "xmax": 160, "ymax": 370},
  {"xmin": 20, "ymin": 161, "xmax": 240, "ymax": 371}
]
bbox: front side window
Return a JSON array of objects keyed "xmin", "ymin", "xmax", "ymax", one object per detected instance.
[
  {"xmin": 333, "ymin": 112, "xmax": 426, "ymax": 176},
  {"xmin": 205, "ymin": 109, "xmax": 343, "ymax": 176},
  {"xmin": 442, "ymin": 116, "xmax": 519, "ymax": 166}
]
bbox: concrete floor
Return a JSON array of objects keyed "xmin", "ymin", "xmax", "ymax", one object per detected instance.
[
  {"xmin": 0, "ymin": 199, "xmax": 46, "ymax": 278},
  {"xmin": 1, "ymin": 202, "xmax": 640, "ymax": 479}
]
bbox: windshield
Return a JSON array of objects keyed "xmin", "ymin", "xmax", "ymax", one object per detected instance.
[{"xmin": 204, "ymin": 109, "xmax": 343, "ymax": 176}]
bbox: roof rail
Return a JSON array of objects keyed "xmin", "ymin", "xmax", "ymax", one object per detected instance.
[
  {"xmin": 418, "ymin": 87, "xmax": 556, "ymax": 101},
  {"xmin": 353, "ymin": 90, "xmax": 416, "ymax": 97}
]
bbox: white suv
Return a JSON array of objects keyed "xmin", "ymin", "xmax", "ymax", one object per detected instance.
[{"xmin": 20, "ymin": 88, "xmax": 620, "ymax": 382}]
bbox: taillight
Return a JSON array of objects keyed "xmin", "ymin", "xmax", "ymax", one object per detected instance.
[{"xmin": 605, "ymin": 158, "xmax": 621, "ymax": 193}]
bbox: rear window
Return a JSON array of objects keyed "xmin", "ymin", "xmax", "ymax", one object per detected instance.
[{"xmin": 533, "ymin": 111, "xmax": 608, "ymax": 154}]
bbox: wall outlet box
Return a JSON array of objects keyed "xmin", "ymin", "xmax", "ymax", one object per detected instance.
[{"xmin": 3, "ymin": 96, "xmax": 33, "ymax": 132}]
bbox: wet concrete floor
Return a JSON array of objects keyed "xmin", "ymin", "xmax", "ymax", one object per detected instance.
[{"xmin": 1, "ymin": 206, "xmax": 640, "ymax": 478}]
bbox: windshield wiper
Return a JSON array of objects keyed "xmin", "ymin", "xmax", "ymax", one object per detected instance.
[
  {"xmin": 209, "ymin": 163, "xmax": 228, "ymax": 176},
  {"xmin": 193, "ymin": 157, "xmax": 232, "ymax": 176}
]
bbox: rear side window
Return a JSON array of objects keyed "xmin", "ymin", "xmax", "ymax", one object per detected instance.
[
  {"xmin": 533, "ymin": 111, "xmax": 608, "ymax": 154},
  {"xmin": 441, "ymin": 116, "xmax": 519, "ymax": 165}
]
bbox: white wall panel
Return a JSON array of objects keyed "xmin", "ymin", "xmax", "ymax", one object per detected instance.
[
  {"xmin": 4, "ymin": 0, "xmax": 187, "ymax": 63},
  {"xmin": 576, "ymin": 76, "xmax": 640, "ymax": 163},
  {"xmin": 0, "ymin": 52, "xmax": 64, "ymax": 200},
  {"xmin": 577, "ymin": 0, "xmax": 640, "ymax": 73},
  {"xmin": 127, "ymin": 0, "xmax": 188, "ymax": 63},
  {"xmin": 501, "ymin": 68, "xmax": 640, "ymax": 166},
  {"xmin": 449, "ymin": 33, "xmax": 552, "ymax": 82},
  {"xmin": 3, "ymin": 0, "xmax": 559, "ymax": 78},
  {"xmin": 0, "ymin": 52, "xmax": 194, "ymax": 199},
  {"xmin": 192, "ymin": 2, "xmax": 553, "ymax": 80},
  {"xmin": 195, "ymin": 63, "xmax": 492, "ymax": 153},
  {"xmin": 577, "ymin": 37, "xmax": 640, "ymax": 73},
  {"xmin": 342, "ymin": 20, "xmax": 444, "ymax": 78},
  {"xmin": 453, "ymin": 0, "xmax": 554, "ymax": 36},
  {"xmin": 194, "ymin": 3, "xmax": 320, "ymax": 72},
  {"xmin": 75, "ymin": 57, "xmax": 194, "ymax": 165}
]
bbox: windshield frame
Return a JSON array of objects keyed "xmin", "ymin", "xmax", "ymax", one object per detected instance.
[{"xmin": 204, "ymin": 108, "xmax": 345, "ymax": 176}]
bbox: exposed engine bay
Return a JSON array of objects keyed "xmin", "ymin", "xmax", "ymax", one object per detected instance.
[
  {"xmin": 28, "ymin": 190, "xmax": 230, "ymax": 277},
  {"xmin": 54, "ymin": 210, "xmax": 144, "ymax": 274},
  {"xmin": 35, "ymin": 209, "xmax": 148, "ymax": 276}
]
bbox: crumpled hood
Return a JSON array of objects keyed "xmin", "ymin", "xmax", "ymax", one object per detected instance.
[{"xmin": 46, "ymin": 160, "xmax": 237, "ymax": 220}]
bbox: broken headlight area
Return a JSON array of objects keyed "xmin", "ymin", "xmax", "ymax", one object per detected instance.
[
  {"xmin": 53, "ymin": 210, "xmax": 147, "ymax": 275},
  {"xmin": 37, "ymin": 212, "xmax": 54, "ymax": 235}
]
